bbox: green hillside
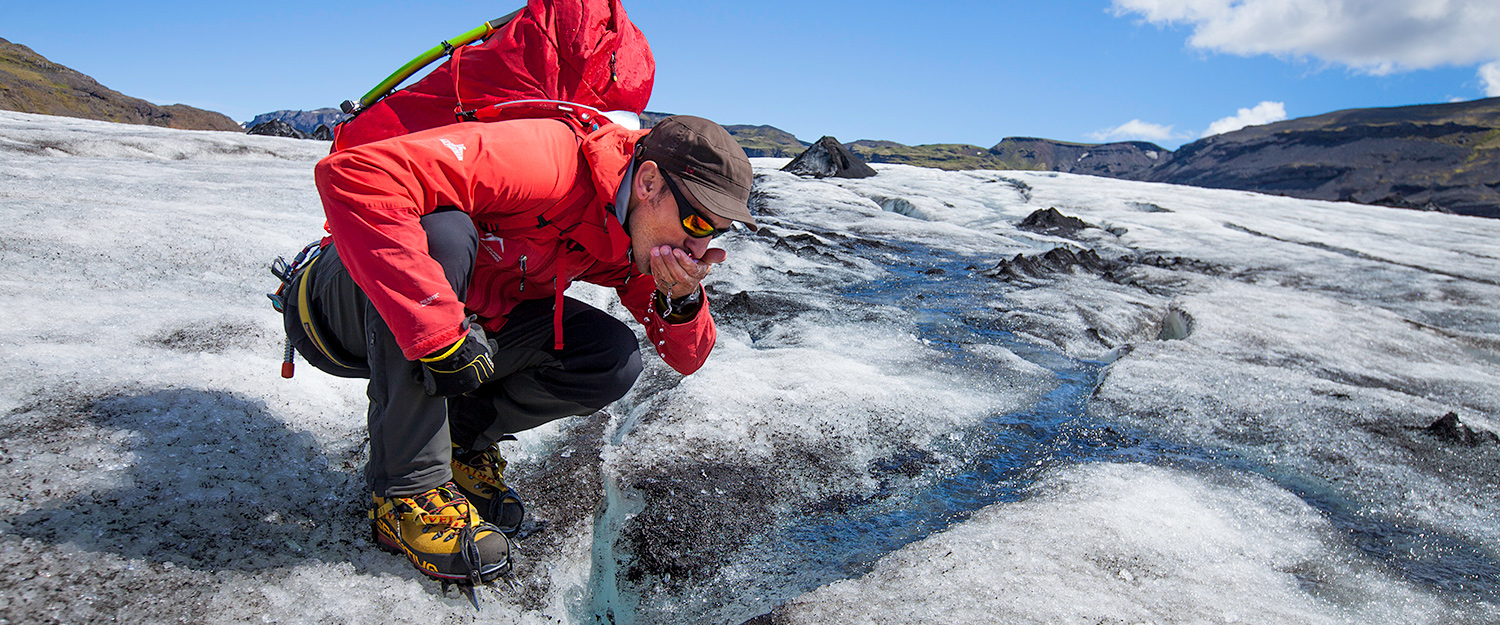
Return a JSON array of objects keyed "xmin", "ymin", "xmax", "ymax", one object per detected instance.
[{"xmin": 0, "ymin": 37, "xmax": 241, "ymax": 131}]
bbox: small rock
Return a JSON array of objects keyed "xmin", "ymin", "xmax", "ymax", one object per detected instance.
[
  {"xmin": 984, "ymin": 247, "xmax": 1114, "ymax": 281},
  {"xmin": 1018, "ymin": 207, "xmax": 1094, "ymax": 237},
  {"xmin": 1135, "ymin": 254, "xmax": 1228, "ymax": 275},
  {"xmin": 1424, "ymin": 412, "xmax": 1498, "ymax": 447}
]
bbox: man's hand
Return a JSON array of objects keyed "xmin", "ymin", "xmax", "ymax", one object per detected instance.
[
  {"xmin": 651, "ymin": 245, "xmax": 724, "ymax": 299},
  {"xmin": 418, "ymin": 322, "xmax": 497, "ymax": 397}
]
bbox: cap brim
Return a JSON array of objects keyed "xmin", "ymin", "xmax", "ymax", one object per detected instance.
[{"xmin": 672, "ymin": 172, "xmax": 758, "ymax": 232}]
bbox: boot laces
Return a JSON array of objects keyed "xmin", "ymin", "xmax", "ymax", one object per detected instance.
[
  {"xmin": 457, "ymin": 447, "xmax": 507, "ymax": 495},
  {"xmin": 407, "ymin": 485, "xmax": 476, "ymax": 542}
]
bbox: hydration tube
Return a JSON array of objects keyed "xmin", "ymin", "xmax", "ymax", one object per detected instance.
[{"xmin": 341, "ymin": 9, "xmax": 522, "ymax": 115}]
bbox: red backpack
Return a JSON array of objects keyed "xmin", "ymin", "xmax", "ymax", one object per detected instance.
[{"xmin": 332, "ymin": 0, "xmax": 654, "ymax": 152}]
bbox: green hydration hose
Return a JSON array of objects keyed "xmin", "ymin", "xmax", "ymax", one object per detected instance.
[{"xmin": 341, "ymin": 9, "xmax": 522, "ymax": 115}]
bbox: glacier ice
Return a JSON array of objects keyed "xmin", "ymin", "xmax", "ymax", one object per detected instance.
[{"xmin": 1, "ymin": 111, "xmax": 1497, "ymax": 624}]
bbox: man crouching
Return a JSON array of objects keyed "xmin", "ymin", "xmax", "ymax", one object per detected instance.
[{"xmin": 281, "ymin": 115, "xmax": 754, "ymax": 583}]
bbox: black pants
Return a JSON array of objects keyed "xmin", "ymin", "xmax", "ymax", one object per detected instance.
[{"xmin": 284, "ymin": 210, "xmax": 643, "ymax": 496}]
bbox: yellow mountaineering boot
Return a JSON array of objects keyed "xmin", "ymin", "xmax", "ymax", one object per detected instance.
[
  {"xmin": 450, "ymin": 443, "xmax": 526, "ymax": 537},
  {"xmin": 370, "ymin": 483, "xmax": 510, "ymax": 583}
]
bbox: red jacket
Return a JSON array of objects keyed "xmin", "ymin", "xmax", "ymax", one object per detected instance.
[
  {"xmin": 332, "ymin": 0, "xmax": 654, "ymax": 151},
  {"xmin": 313, "ymin": 118, "xmax": 716, "ymax": 374}
]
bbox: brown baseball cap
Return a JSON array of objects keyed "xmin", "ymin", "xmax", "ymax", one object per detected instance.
[{"xmin": 636, "ymin": 115, "xmax": 757, "ymax": 231}]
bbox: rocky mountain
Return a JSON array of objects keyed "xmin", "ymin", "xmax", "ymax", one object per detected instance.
[
  {"xmin": 832, "ymin": 100, "xmax": 1500, "ymax": 218},
  {"xmin": 246, "ymin": 118, "xmax": 335, "ymax": 141},
  {"xmin": 847, "ymin": 140, "xmax": 1002, "ymax": 170},
  {"xmin": 843, "ymin": 137, "xmax": 1168, "ymax": 178},
  {"xmin": 246, "ymin": 108, "xmax": 348, "ymax": 134},
  {"xmin": 1147, "ymin": 97, "xmax": 1500, "ymax": 218},
  {"xmin": 0, "ymin": 37, "xmax": 241, "ymax": 132},
  {"xmin": 989, "ymin": 137, "xmax": 1167, "ymax": 179}
]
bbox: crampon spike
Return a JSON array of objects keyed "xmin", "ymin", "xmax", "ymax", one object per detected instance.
[
  {"xmin": 459, "ymin": 583, "xmax": 480, "ymax": 611},
  {"xmin": 438, "ymin": 580, "xmax": 482, "ymax": 611}
]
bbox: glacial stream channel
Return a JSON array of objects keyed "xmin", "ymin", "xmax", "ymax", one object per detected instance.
[{"xmin": 580, "ymin": 238, "xmax": 1499, "ymax": 624}]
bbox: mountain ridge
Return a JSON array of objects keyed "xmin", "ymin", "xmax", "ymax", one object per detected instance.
[
  {"xmin": 1146, "ymin": 97, "xmax": 1500, "ymax": 218},
  {"xmin": 0, "ymin": 37, "xmax": 241, "ymax": 132},
  {"xmin": 824, "ymin": 99, "xmax": 1500, "ymax": 218},
  {"xmin": 251, "ymin": 97, "xmax": 1500, "ymax": 218}
]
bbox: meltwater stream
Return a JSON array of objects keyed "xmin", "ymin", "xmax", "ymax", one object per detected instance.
[{"xmin": 585, "ymin": 238, "xmax": 1500, "ymax": 624}]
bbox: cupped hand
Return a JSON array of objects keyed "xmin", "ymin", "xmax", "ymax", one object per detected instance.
[{"xmin": 651, "ymin": 246, "xmax": 724, "ymax": 299}]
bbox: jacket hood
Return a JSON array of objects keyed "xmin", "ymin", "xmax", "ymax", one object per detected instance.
[{"xmin": 581, "ymin": 123, "xmax": 650, "ymax": 207}]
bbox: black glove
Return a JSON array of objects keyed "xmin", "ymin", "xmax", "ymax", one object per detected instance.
[{"xmin": 418, "ymin": 322, "xmax": 497, "ymax": 397}]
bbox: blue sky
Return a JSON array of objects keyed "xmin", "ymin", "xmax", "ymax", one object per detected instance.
[{"xmin": 4, "ymin": 1, "xmax": 1498, "ymax": 149}]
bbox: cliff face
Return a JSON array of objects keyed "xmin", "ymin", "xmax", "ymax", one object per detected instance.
[
  {"xmin": 0, "ymin": 37, "xmax": 241, "ymax": 132},
  {"xmin": 1148, "ymin": 98, "xmax": 1500, "ymax": 218}
]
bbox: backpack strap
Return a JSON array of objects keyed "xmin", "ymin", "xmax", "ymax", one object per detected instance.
[{"xmin": 457, "ymin": 99, "xmax": 610, "ymax": 134}]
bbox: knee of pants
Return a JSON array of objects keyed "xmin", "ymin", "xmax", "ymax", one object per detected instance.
[
  {"xmin": 595, "ymin": 349, "xmax": 644, "ymax": 408},
  {"xmin": 581, "ymin": 319, "xmax": 644, "ymax": 409}
]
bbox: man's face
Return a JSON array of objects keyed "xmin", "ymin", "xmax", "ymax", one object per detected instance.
[{"xmin": 626, "ymin": 161, "xmax": 732, "ymax": 276}]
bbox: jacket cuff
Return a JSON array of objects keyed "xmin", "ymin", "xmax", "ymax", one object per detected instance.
[{"xmin": 653, "ymin": 287, "xmax": 704, "ymax": 324}]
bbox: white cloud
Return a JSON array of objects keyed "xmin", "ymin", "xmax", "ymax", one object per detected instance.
[
  {"xmin": 1111, "ymin": 0, "xmax": 1500, "ymax": 74},
  {"xmin": 1481, "ymin": 62, "xmax": 1500, "ymax": 97},
  {"xmin": 1203, "ymin": 101, "xmax": 1288, "ymax": 137},
  {"xmin": 1088, "ymin": 119, "xmax": 1182, "ymax": 142}
]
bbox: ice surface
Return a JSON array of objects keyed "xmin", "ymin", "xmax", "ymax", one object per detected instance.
[
  {"xmin": 770, "ymin": 463, "xmax": 1464, "ymax": 625},
  {"xmin": 1, "ymin": 112, "xmax": 1497, "ymax": 623}
]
